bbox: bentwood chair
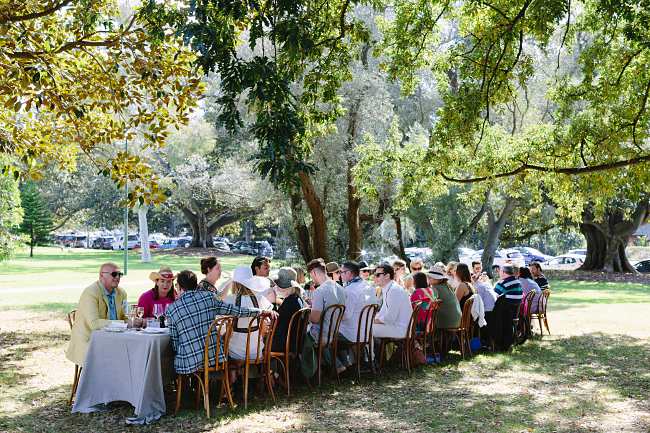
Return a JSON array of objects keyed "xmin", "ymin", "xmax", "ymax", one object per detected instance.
[
  {"xmin": 531, "ymin": 289, "xmax": 551, "ymax": 337},
  {"xmin": 175, "ymin": 316, "xmax": 235, "ymax": 418},
  {"xmin": 270, "ymin": 307, "xmax": 311, "ymax": 396},
  {"xmin": 350, "ymin": 303, "xmax": 379, "ymax": 380},
  {"xmin": 315, "ymin": 304, "xmax": 346, "ymax": 386},
  {"xmin": 516, "ymin": 290, "xmax": 537, "ymax": 343},
  {"xmin": 229, "ymin": 314, "xmax": 278, "ymax": 409},
  {"xmin": 441, "ymin": 298, "xmax": 475, "ymax": 358},
  {"xmin": 67, "ymin": 309, "xmax": 81, "ymax": 406},
  {"xmin": 415, "ymin": 300, "xmax": 441, "ymax": 358},
  {"xmin": 377, "ymin": 303, "xmax": 422, "ymax": 375}
]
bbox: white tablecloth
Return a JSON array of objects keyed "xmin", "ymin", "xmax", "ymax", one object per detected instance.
[{"xmin": 72, "ymin": 329, "xmax": 173, "ymax": 423}]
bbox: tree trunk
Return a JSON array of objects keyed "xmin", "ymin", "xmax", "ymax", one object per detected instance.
[
  {"xmin": 391, "ymin": 214, "xmax": 408, "ymax": 265},
  {"xmin": 345, "ymin": 97, "xmax": 363, "ymax": 261},
  {"xmin": 290, "ymin": 192, "xmax": 313, "ymax": 263},
  {"xmin": 580, "ymin": 200, "xmax": 649, "ymax": 273},
  {"xmin": 439, "ymin": 191, "xmax": 490, "ymax": 261},
  {"xmin": 482, "ymin": 197, "xmax": 517, "ymax": 277},
  {"xmin": 30, "ymin": 224, "xmax": 34, "ymax": 258},
  {"xmin": 138, "ymin": 206, "xmax": 151, "ymax": 262},
  {"xmin": 298, "ymin": 171, "xmax": 328, "ymax": 261},
  {"xmin": 180, "ymin": 206, "xmax": 214, "ymax": 248}
]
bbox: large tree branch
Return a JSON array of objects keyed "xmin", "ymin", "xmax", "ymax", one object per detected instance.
[
  {"xmin": 0, "ymin": 0, "xmax": 72, "ymax": 24},
  {"xmin": 440, "ymin": 153, "xmax": 650, "ymax": 183}
]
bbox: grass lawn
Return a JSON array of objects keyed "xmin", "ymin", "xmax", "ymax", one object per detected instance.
[{"xmin": 1, "ymin": 249, "xmax": 649, "ymax": 432}]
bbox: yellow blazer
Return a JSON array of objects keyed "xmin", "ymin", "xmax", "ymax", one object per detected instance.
[{"xmin": 65, "ymin": 281, "xmax": 127, "ymax": 366}]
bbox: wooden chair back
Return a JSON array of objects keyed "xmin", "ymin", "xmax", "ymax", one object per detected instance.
[
  {"xmin": 406, "ymin": 302, "xmax": 423, "ymax": 342},
  {"xmin": 459, "ymin": 297, "xmax": 474, "ymax": 331},
  {"xmin": 284, "ymin": 307, "xmax": 311, "ymax": 356},
  {"xmin": 316, "ymin": 304, "xmax": 346, "ymax": 346},
  {"xmin": 356, "ymin": 303, "xmax": 379, "ymax": 343},
  {"xmin": 243, "ymin": 314, "xmax": 278, "ymax": 365},
  {"xmin": 203, "ymin": 316, "xmax": 235, "ymax": 372},
  {"xmin": 538, "ymin": 289, "xmax": 551, "ymax": 315},
  {"xmin": 67, "ymin": 309, "xmax": 76, "ymax": 330},
  {"xmin": 522, "ymin": 290, "xmax": 536, "ymax": 319}
]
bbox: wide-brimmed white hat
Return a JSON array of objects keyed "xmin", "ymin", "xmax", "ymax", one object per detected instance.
[
  {"xmin": 427, "ymin": 265, "xmax": 448, "ymax": 281},
  {"xmin": 232, "ymin": 265, "xmax": 270, "ymax": 293}
]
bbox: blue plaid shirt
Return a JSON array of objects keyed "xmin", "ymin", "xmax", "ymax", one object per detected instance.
[{"xmin": 166, "ymin": 290, "xmax": 260, "ymax": 374}]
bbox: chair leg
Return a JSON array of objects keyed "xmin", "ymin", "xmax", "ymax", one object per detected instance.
[
  {"xmin": 69, "ymin": 365, "xmax": 80, "ymax": 406},
  {"xmin": 356, "ymin": 343, "xmax": 362, "ymax": 381},
  {"xmin": 202, "ymin": 376, "xmax": 210, "ymax": 419},
  {"xmin": 195, "ymin": 377, "xmax": 201, "ymax": 409},
  {"xmin": 316, "ymin": 345, "xmax": 323, "ymax": 387},
  {"xmin": 265, "ymin": 363, "xmax": 276, "ymax": 403},
  {"xmin": 538, "ymin": 316, "xmax": 544, "ymax": 338},
  {"xmin": 284, "ymin": 355, "xmax": 291, "ymax": 397},
  {"xmin": 243, "ymin": 363, "xmax": 250, "ymax": 410},
  {"xmin": 175, "ymin": 375, "xmax": 183, "ymax": 415},
  {"xmin": 223, "ymin": 369, "xmax": 235, "ymax": 408}
]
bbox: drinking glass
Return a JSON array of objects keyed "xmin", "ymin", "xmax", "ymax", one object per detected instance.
[
  {"xmin": 136, "ymin": 306, "xmax": 144, "ymax": 319},
  {"xmin": 153, "ymin": 304, "xmax": 163, "ymax": 320}
]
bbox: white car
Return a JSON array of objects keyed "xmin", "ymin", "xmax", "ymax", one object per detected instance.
[
  {"xmin": 543, "ymin": 254, "xmax": 584, "ymax": 270},
  {"xmin": 566, "ymin": 249, "xmax": 587, "ymax": 257},
  {"xmin": 460, "ymin": 249, "xmax": 526, "ymax": 268},
  {"xmin": 214, "ymin": 241, "xmax": 230, "ymax": 252},
  {"xmin": 112, "ymin": 234, "xmax": 140, "ymax": 250}
]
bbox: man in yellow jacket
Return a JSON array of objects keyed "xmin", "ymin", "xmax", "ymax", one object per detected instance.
[{"xmin": 65, "ymin": 262, "xmax": 128, "ymax": 366}]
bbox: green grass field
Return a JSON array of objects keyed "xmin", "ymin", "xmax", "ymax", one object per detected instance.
[{"xmin": 1, "ymin": 247, "xmax": 649, "ymax": 432}]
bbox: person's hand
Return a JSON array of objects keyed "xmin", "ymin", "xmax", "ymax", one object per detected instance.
[{"xmin": 260, "ymin": 310, "xmax": 279, "ymax": 320}]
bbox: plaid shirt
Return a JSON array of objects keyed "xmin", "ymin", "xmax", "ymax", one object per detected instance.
[{"xmin": 166, "ymin": 290, "xmax": 260, "ymax": 374}]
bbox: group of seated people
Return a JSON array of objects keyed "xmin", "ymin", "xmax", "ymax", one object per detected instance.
[{"xmin": 66, "ymin": 255, "xmax": 550, "ymax": 395}]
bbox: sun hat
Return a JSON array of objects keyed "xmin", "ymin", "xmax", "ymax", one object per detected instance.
[
  {"xmin": 359, "ymin": 261, "xmax": 374, "ymax": 272},
  {"xmin": 426, "ymin": 265, "xmax": 448, "ymax": 281},
  {"xmin": 325, "ymin": 262, "xmax": 340, "ymax": 274},
  {"xmin": 276, "ymin": 267, "xmax": 302, "ymax": 289},
  {"xmin": 232, "ymin": 265, "xmax": 271, "ymax": 293},
  {"xmin": 149, "ymin": 267, "xmax": 175, "ymax": 282}
]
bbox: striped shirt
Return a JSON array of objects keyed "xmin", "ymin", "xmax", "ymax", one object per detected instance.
[
  {"xmin": 494, "ymin": 276, "xmax": 523, "ymax": 304},
  {"xmin": 166, "ymin": 290, "xmax": 260, "ymax": 374}
]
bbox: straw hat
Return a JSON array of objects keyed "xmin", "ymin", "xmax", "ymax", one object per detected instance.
[
  {"xmin": 325, "ymin": 262, "xmax": 340, "ymax": 273},
  {"xmin": 232, "ymin": 265, "xmax": 271, "ymax": 293},
  {"xmin": 426, "ymin": 265, "xmax": 448, "ymax": 281},
  {"xmin": 149, "ymin": 267, "xmax": 175, "ymax": 283}
]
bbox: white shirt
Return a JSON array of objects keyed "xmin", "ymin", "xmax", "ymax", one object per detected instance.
[
  {"xmin": 376, "ymin": 281, "xmax": 412, "ymax": 330},
  {"xmin": 224, "ymin": 293, "xmax": 273, "ymax": 360},
  {"xmin": 475, "ymin": 281, "xmax": 498, "ymax": 312},
  {"xmin": 339, "ymin": 277, "xmax": 378, "ymax": 342}
]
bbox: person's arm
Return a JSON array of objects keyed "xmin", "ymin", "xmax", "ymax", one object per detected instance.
[
  {"xmin": 380, "ymin": 288, "xmax": 400, "ymax": 325},
  {"xmin": 309, "ymin": 287, "xmax": 324, "ymax": 324},
  {"xmin": 494, "ymin": 282, "xmax": 505, "ymax": 295},
  {"xmin": 80, "ymin": 289, "xmax": 111, "ymax": 330},
  {"xmin": 167, "ymin": 310, "xmax": 178, "ymax": 352},
  {"xmin": 455, "ymin": 283, "xmax": 466, "ymax": 302}
]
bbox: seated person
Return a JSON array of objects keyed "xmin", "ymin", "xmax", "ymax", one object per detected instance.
[
  {"xmin": 518, "ymin": 266, "xmax": 542, "ymax": 313},
  {"xmin": 326, "ymin": 261, "xmax": 343, "ymax": 285},
  {"xmin": 271, "ymin": 267, "xmax": 306, "ymax": 353},
  {"xmin": 445, "ymin": 261, "xmax": 460, "ymax": 290},
  {"xmin": 409, "ymin": 258, "xmax": 425, "ymax": 273},
  {"xmin": 224, "ymin": 266, "xmax": 275, "ymax": 361},
  {"xmin": 530, "ymin": 262, "xmax": 549, "ymax": 289},
  {"xmin": 301, "ymin": 258, "xmax": 347, "ymax": 377},
  {"xmin": 453, "ymin": 263, "xmax": 474, "ymax": 310},
  {"xmin": 427, "ymin": 266, "xmax": 461, "ymax": 329},
  {"xmin": 410, "ymin": 271, "xmax": 436, "ymax": 330},
  {"xmin": 392, "ymin": 259, "xmax": 407, "ymax": 284},
  {"xmin": 492, "ymin": 265, "xmax": 523, "ymax": 350},
  {"xmin": 495, "ymin": 265, "xmax": 524, "ymax": 303},
  {"xmin": 251, "ymin": 256, "xmax": 277, "ymax": 303},
  {"xmin": 166, "ymin": 270, "xmax": 275, "ymax": 376},
  {"xmin": 373, "ymin": 263, "xmax": 412, "ymax": 339},
  {"xmin": 137, "ymin": 266, "xmax": 176, "ymax": 318},
  {"xmin": 359, "ymin": 261, "xmax": 373, "ymax": 281},
  {"xmin": 197, "ymin": 256, "xmax": 224, "ymax": 298},
  {"xmin": 66, "ymin": 262, "xmax": 127, "ymax": 366},
  {"xmin": 338, "ymin": 261, "xmax": 378, "ymax": 343}
]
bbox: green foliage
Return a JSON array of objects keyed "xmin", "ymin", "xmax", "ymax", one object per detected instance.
[
  {"xmin": 18, "ymin": 181, "xmax": 53, "ymax": 255},
  {"xmin": 0, "ymin": 165, "xmax": 23, "ymax": 260},
  {"xmin": 0, "ymin": 0, "xmax": 204, "ymax": 205}
]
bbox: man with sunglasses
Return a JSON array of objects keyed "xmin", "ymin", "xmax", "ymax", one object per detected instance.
[
  {"xmin": 372, "ymin": 263, "xmax": 412, "ymax": 339},
  {"xmin": 66, "ymin": 262, "xmax": 128, "ymax": 367}
]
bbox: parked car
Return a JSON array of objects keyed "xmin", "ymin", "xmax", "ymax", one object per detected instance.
[
  {"xmin": 513, "ymin": 246, "xmax": 553, "ymax": 265},
  {"xmin": 112, "ymin": 234, "xmax": 139, "ymax": 250},
  {"xmin": 543, "ymin": 254, "xmax": 584, "ymax": 270},
  {"xmin": 232, "ymin": 240, "xmax": 256, "ymax": 255},
  {"xmin": 254, "ymin": 240, "xmax": 274, "ymax": 258},
  {"xmin": 214, "ymin": 241, "xmax": 230, "ymax": 252},
  {"xmin": 73, "ymin": 235, "xmax": 89, "ymax": 248},
  {"xmin": 634, "ymin": 259, "xmax": 650, "ymax": 273},
  {"xmin": 160, "ymin": 238, "xmax": 180, "ymax": 249},
  {"xmin": 458, "ymin": 247, "xmax": 476, "ymax": 261},
  {"xmin": 566, "ymin": 248, "xmax": 587, "ymax": 257},
  {"xmin": 92, "ymin": 236, "xmax": 115, "ymax": 250},
  {"xmin": 461, "ymin": 248, "xmax": 526, "ymax": 268},
  {"xmin": 135, "ymin": 240, "xmax": 160, "ymax": 249}
]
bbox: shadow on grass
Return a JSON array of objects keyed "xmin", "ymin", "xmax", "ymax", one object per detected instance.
[
  {"xmin": 1, "ymin": 333, "xmax": 649, "ymax": 433},
  {"xmin": 0, "ymin": 303, "xmax": 78, "ymax": 315}
]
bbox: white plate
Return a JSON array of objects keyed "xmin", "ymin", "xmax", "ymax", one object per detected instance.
[
  {"xmin": 141, "ymin": 327, "xmax": 169, "ymax": 334},
  {"xmin": 104, "ymin": 327, "xmax": 126, "ymax": 333}
]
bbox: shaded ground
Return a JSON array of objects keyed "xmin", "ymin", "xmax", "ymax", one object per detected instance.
[{"xmin": 1, "ymin": 296, "xmax": 649, "ymax": 432}]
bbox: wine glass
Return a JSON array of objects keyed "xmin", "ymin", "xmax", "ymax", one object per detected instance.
[
  {"xmin": 153, "ymin": 304, "xmax": 163, "ymax": 321},
  {"xmin": 136, "ymin": 306, "xmax": 144, "ymax": 319}
]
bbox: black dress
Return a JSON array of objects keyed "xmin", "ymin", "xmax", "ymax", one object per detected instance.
[{"xmin": 271, "ymin": 294, "xmax": 305, "ymax": 352}]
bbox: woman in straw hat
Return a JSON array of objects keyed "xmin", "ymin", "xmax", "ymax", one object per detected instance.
[{"xmin": 137, "ymin": 266, "xmax": 176, "ymax": 318}]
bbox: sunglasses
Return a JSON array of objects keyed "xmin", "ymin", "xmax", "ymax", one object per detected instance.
[
  {"xmin": 374, "ymin": 272, "xmax": 385, "ymax": 277},
  {"xmin": 411, "ymin": 266, "xmax": 423, "ymax": 271},
  {"xmin": 102, "ymin": 271, "xmax": 123, "ymax": 278}
]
